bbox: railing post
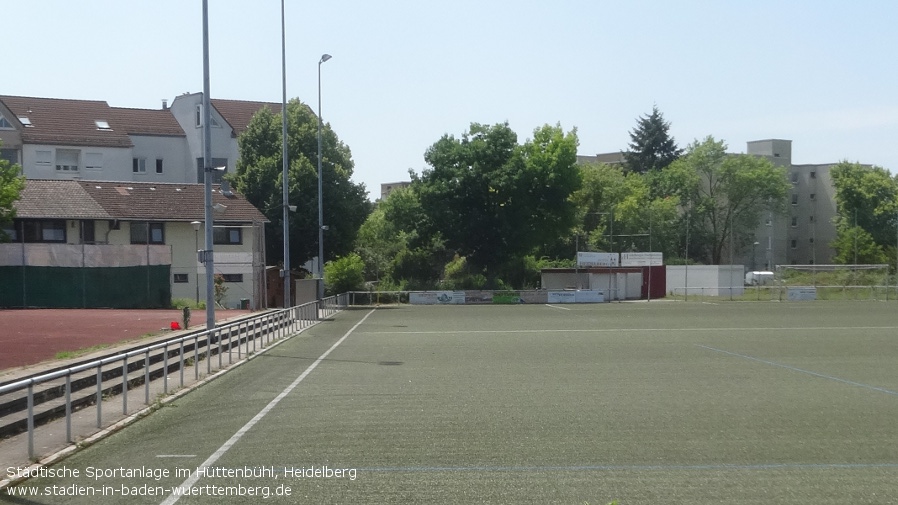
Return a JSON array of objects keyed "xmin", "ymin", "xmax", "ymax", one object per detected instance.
[
  {"xmin": 194, "ymin": 335, "xmax": 199, "ymax": 381},
  {"xmin": 65, "ymin": 374, "xmax": 72, "ymax": 443},
  {"xmin": 27, "ymin": 382, "xmax": 34, "ymax": 460},
  {"xmin": 206, "ymin": 332, "xmax": 211, "ymax": 376},
  {"xmin": 163, "ymin": 343, "xmax": 169, "ymax": 395},
  {"xmin": 179, "ymin": 339, "xmax": 185, "ymax": 388},
  {"xmin": 122, "ymin": 358, "xmax": 128, "ymax": 414},
  {"xmin": 96, "ymin": 365, "xmax": 103, "ymax": 428},
  {"xmin": 144, "ymin": 349, "xmax": 150, "ymax": 405}
]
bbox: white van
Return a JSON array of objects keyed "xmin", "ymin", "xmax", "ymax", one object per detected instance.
[{"xmin": 745, "ymin": 271, "xmax": 774, "ymax": 286}]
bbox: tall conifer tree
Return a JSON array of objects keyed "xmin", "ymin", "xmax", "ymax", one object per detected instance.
[{"xmin": 624, "ymin": 105, "xmax": 682, "ymax": 174}]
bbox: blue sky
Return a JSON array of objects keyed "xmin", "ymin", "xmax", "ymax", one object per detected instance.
[{"xmin": 5, "ymin": 1, "xmax": 897, "ymax": 199}]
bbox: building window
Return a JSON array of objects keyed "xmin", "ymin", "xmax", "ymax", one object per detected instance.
[
  {"xmin": 221, "ymin": 274, "xmax": 243, "ymax": 283},
  {"xmin": 791, "ymin": 217, "xmax": 797, "ymax": 227},
  {"xmin": 35, "ymin": 150, "xmax": 51, "ymax": 167},
  {"xmin": 1, "ymin": 222, "xmax": 16, "ymax": 241},
  {"xmin": 130, "ymin": 222, "xmax": 164, "ymax": 244},
  {"xmin": 809, "ymin": 237, "xmax": 815, "ymax": 244},
  {"xmin": 809, "ymin": 215, "xmax": 815, "ymax": 223},
  {"xmin": 195, "ymin": 105, "xmax": 203, "ymax": 127},
  {"xmin": 56, "ymin": 149, "xmax": 80, "ymax": 171},
  {"xmin": 791, "ymin": 173, "xmax": 799, "ymax": 184},
  {"xmin": 790, "ymin": 239, "xmax": 797, "ymax": 249},
  {"xmin": 0, "ymin": 114, "xmax": 12, "ymax": 129},
  {"xmin": 213, "ymin": 227, "xmax": 242, "ymax": 245},
  {"xmin": 173, "ymin": 273, "xmax": 189, "ymax": 283},
  {"xmin": 1, "ymin": 149, "xmax": 17, "ymax": 165},
  {"xmin": 94, "ymin": 120, "xmax": 112, "ymax": 131},
  {"xmin": 791, "ymin": 194, "xmax": 798, "ymax": 205},
  {"xmin": 809, "ymin": 193, "xmax": 815, "ymax": 201},
  {"xmin": 85, "ymin": 152, "xmax": 103, "ymax": 171},
  {"xmin": 18, "ymin": 117, "xmax": 32, "ymax": 127},
  {"xmin": 156, "ymin": 158, "xmax": 164, "ymax": 174},
  {"xmin": 133, "ymin": 158, "xmax": 146, "ymax": 173},
  {"xmin": 81, "ymin": 220, "xmax": 95, "ymax": 243},
  {"xmin": 810, "ymin": 171, "xmax": 816, "ymax": 179},
  {"xmin": 20, "ymin": 220, "xmax": 66, "ymax": 243}
]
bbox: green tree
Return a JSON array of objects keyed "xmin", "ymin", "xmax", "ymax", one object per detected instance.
[
  {"xmin": 415, "ymin": 122, "xmax": 581, "ymax": 285},
  {"xmin": 830, "ymin": 161, "xmax": 898, "ymax": 250},
  {"xmin": 232, "ymin": 100, "xmax": 370, "ymax": 270},
  {"xmin": 354, "ymin": 186, "xmax": 448, "ymax": 287},
  {"xmin": 831, "ymin": 224, "xmax": 888, "ymax": 265},
  {"xmin": 623, "ymin": 105, "xmax": 682, "ymax": 174},
  {"xmin": 0, "ymin": 143, "xmax": 25, "ymax": 241},
  {"xmin": 569, "ymin": 162, "xmax": 629, "ymax": 252},
  {"xmin": 665, "ymin": 136, "xmax": 789, "ymax": 264},
  {"xmin": 324, "ymin": 253, "xmax": 366, "ymax": 294}
]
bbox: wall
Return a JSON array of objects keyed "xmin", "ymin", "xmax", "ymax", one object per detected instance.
[
  {"xmin": 0, "ymin": 243, "xmax": 172, "ymax": 308},
  {"xmin": 21, "ymin": 144, "xmax": 132, "ymax": 180},
  {"xmin": 130, "ymin": 135, "xmax": 193, "ymax": 183},
  {"xmin": 666, "ymin": 265, "xmax": 744, "ymax": 297}
]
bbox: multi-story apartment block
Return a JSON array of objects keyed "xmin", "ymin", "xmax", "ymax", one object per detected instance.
[{"xmin": 578, "ymin": 139, "xmax": 853, "ymax": 267}]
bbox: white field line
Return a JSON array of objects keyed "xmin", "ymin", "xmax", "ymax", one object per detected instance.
[
  {"xmin": 544, "ymin": 304, "xmax": 572, "ymax": 311},
  {"xmin": 160, "ymin": 309, "xmax": 376, "ymax": 505},
  {"xmin": 697, "ymin": 344, "xmax": 898, "ymax": 397},
  {"xmin": 358, "ymin": 325, "xmax": 898, "ymax": 335}
]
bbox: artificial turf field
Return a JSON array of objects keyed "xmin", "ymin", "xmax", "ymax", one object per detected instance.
[{"xmin": 5, "ymin": 301, "xmax": 898, "ymax": 504}]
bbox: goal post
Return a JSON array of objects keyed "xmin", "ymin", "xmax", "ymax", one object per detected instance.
[{"xmin": 774, "ymin": 264, "xmax": 891, "ymax": 300}]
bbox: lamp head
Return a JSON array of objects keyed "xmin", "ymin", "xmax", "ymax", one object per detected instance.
[{"xmin": 319, "ymin": 54, "xmax": 332, "ymax": 64}]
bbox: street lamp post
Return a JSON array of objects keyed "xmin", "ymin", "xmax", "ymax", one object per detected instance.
[
  {"xmin": 317, "ymin": 53, "xmax": 332, "ymax": 300},
  {"xmin": 280, "ymin": 0, "xmax": 291, "ymax": 308},
  {"xmin": 201, "ymin": 0, "xmax": 215, "ymax": 329}
]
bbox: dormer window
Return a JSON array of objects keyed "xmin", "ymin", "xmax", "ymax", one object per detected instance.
[{"xmin": 95, "ymin": 120, "xmax": 112, "ymax": 131}]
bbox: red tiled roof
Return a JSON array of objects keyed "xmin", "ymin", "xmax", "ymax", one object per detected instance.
[
  {"xmin": 110, "ymin": 107, "xmax": 185, "ymax": 137},
  {"xmin": 14, "ymin": 180, "xmax": 111, "ymax": 219},
  {"xmin": 14, "ymin": 180, "xmax": 267, "ymax": 223},
  {"xmin": 78, "ymin": 181, "xmax": 268, "ymax": 223},
  {"xmin": 0, "ymin": 96, "xmax": 133, "ymax": 148},
  {"xmin": 211, "ymin": 99, "xmax": 282, "ymax": 137}
]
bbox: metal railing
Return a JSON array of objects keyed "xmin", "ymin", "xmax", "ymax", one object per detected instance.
[{"xmin": 0, "ymin": 294, "xmax": 348, "ymax": 462}]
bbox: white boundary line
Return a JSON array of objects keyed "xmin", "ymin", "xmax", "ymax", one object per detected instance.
[
  {"xmin": 544, "ymin": 304, "xmax": 572, "ymax": 311},
  {"xmin": 160, "ymin": 309, "xmax": 376, "ymax": 505},
  {"xmin": 359, "ymin": 325, "xmax": 898, "ymax": 335},
  {"xmin": 697, "ymin": 344, "xmax": 898, "ymax": 397}
]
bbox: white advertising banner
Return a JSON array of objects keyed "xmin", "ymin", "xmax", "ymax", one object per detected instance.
[
  {"xmin": 620, "ymin": 252, "xmax": 663, "ymax": 267},
  {"xmin": 787, "ymin": 287, "xmax": 817, "ymax": 301},
  {"xmin": 548, "ymin": 290, "xmax": 605, "ymax": 303},
  {"xmin": 409, "ymin": 291, "xmax": 466, "ymax": 305},
  {"xmin": 576, "ymin": 252, "xmax": 619, "ymax": 267}
]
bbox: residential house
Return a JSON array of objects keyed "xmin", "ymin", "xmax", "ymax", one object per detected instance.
[
  {"xmin": 2, "ymin": 180, "xmax": 268, "ymax": 309},
  {"xmin": 0, "ymin": 94, "xmax": 282, "ymax": 185},
  {"xmin": 168, "ymin": 93, "xmax": 281, "ymax": 183}
]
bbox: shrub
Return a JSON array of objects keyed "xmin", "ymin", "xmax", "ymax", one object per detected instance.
[{"xmin": 324, "ymin": 253, "xmax": 366, "ymax": 294}]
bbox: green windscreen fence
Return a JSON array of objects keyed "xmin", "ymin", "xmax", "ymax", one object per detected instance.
[{"xmin": 0, "ymin": 265, "xmax": 171, "ymax": 308}]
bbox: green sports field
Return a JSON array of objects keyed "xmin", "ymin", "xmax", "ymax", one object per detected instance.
[{"xmin": 6, "ymin": 301, "xmax": 898, "ymax": 504}]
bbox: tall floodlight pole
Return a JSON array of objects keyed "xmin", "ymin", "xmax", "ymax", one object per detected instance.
[
  {"xmin": 280, "ymin": 0, "xmax": 291, "ymax": 308},
  {"xmin": 201, "ymin": 0, "xmax": 215, "ymax": 329},
  {"xmin": 317, "ymin": 53, "xmax": 332, "ymax": 299}
]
